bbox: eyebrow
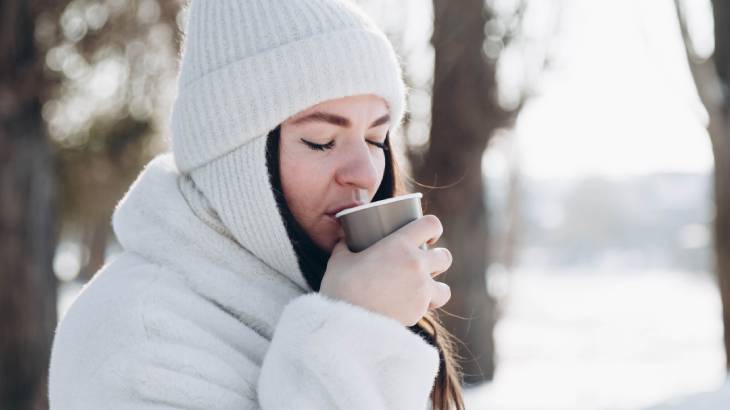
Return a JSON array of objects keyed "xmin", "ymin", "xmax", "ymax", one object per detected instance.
[{"xmin": 291, "ymin": 111, "xmax": 391, "ymax": 129}]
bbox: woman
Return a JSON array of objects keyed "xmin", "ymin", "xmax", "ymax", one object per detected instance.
[{"xmin": 48, "ymin": 1, "xmax": 465, "ymax": 409}]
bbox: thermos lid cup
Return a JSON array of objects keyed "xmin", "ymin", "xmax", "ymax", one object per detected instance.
[{"xmin": 335, "ymin": 193, "xmax": 425, "ymax": 253}]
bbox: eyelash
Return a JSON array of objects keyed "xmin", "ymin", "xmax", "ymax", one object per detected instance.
[{"xmin": 301, "ymin": 139, "xmax": 388, "ymax": 152}]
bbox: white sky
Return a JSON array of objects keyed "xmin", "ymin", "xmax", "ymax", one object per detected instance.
[{"xmin": 508, "ymin": 0, "xmax": 715, "ymax": 179}]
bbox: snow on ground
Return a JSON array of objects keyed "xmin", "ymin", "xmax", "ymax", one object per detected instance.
[
  {"xmin": 463, "ymin": 269, "xmax": 727, "ymax": 410},
  {"xmin": 646, "ymin": 376, "xmax": 730, "ymax": 409}
]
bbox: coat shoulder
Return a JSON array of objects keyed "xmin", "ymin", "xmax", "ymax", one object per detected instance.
[
  {"xmin": 52, "ymin": 251, "xmax": 160, "ymax": 353},
  {"xmin": 49, "ymin": 252, "xmax": 263, "ymax": 409}
]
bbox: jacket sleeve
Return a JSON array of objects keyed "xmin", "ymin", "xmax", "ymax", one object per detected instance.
[
  {"xmin": 257, "ymin": 292, "xmax": 440, "ymax": 410},
  {"xmin": 49, "ymin": 280, "xmax": 438, "ymax": 410}
]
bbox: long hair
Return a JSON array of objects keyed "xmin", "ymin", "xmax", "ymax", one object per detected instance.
[{"xmin": 266, "ymin": 126, "xmax": 465, "ymax": 410}]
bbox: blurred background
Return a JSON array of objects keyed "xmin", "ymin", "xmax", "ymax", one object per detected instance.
[{"xmin": 1, "ymin": 0, "xmax": 729, "ymax": 409}]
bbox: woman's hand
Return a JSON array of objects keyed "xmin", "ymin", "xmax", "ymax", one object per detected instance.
[{"xmin": 319, "ymin": 215, "xmax": 453, "ymax": 326}]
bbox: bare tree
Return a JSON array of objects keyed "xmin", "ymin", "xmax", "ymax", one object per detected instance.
[
  {"xmin": 412, "ymin": 0, "xmax": 520, "ymax": 385},
  {"xmin": 0, "ymin": 1, "xmax": 59, "ymax": 408},
  {"xmin": 2, "ymin": 1, "xmax": 182, "ymax": 408},
  {"xmin": 676, "ymin": 0, "xmax": 730, "ymax": 370}
]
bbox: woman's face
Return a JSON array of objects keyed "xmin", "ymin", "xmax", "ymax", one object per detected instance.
[{"xmin": 280, "ymin": 94, "xmax": 391, "ymax": 253}]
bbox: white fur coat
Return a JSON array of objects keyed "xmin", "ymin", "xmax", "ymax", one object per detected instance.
[{"xmin": 48, "ymin": 153, "xmax": 440, "ymax": 409}]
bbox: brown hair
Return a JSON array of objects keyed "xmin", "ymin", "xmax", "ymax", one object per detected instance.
[
  {"xmin": 373, "ymin": 133, "xmax": 465, "ymax": 410},
  {"xmin": 266, "ymin": 127, "xmax": 465, "ymax": 409}
]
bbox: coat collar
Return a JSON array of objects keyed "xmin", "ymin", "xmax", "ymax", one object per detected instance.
[{"xmin": 112, "ymin": 146, "xmax": 309, "ymax": 295}]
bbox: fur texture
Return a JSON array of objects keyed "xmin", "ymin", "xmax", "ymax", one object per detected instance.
[{"xmin": 48, "ymin": 153, "xmax": 439, "ymax": 409}]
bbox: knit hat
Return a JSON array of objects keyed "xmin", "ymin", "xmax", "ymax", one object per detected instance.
[
  {"xmin": 170, "ymin": 0, "xmax": 408, "ymax": 290},
  {"xmin": 171, "ymin": 0, "xmax": 407, "ymax": 172}
]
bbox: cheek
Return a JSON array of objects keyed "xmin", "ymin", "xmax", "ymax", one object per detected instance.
[
  {"xmin": 375, "ymin": 154, "xmax": 386, "ymax": 183},
  {"xmin": 279, "ymin": 144, "xmax": 387, "ymax": 216},
  {"xmin": 279, "ymin": 149, "xmax": 329, "ymax": 223}
]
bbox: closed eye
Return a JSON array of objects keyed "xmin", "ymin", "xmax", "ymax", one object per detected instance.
[
  {"xmin": 301, "ymin": 138, "xmax": 388, "ymax": 152},
  {"xmin": 301, "ymin": 139, "xmax": 335, "ymax": 151}
]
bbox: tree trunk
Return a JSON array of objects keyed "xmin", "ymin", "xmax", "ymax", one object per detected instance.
[
  {"xmin": 677, "ymin": 0, "xmax": 730, "ymax": 370},
  {"xmin": 714, "ymin": 97, "xmax": 730, "ymax": 371},
  {"xmin": 710, "ymin": 0, "xmax": 730, "ymax": 371},
  {"xmin": 0, "ymin": 1, "xmax": 58, "ymax": 409},
  {"xmin": 415, "ymin": 0, "xmax": 514, "ymax": 385}
]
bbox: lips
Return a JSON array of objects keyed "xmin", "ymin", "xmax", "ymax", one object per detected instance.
[{"xmin": 326, "ymin": 201, "xmax": 365, "ymax": 217}]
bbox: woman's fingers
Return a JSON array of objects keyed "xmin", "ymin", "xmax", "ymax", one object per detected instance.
[
  {"xmin": 428, "ymin": 247, "xmax": 452, "ymax": 278},
  {"xmin": 424, "ymin": 247, "xmax": 453, "ymax": 310},
  {"xmin": 393, "ymin": 215, "xmax": 443, "ymax": 249},
  {"xmin": 429, "ymin": 281, "xmax": 451, "ymax": 310}
]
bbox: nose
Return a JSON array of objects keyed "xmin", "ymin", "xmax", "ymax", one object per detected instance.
[{"xmin": 334, "ymin": 140, "xmax": 381, "ymax": 191}]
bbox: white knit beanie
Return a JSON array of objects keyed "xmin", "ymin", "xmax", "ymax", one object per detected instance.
[
  {"xmin": 171, "ymin": 0, "xmax": 408, "ymax": 288},
  {"xmin": 171, "ymin": 0, "xmax": 407, "ymax": 172}
]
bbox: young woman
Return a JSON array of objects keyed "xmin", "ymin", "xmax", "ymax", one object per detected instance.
[{"xmin": 49, "ymin": 1, "xmax": 465, "ymax": 409}]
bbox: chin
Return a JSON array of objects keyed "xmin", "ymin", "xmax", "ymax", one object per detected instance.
[
  {"xmin": 306, "ymin": 230, "xmax": 332, "ymax": 253},
  {"xmin": 310, "ymin": 221, "xmax": 340, "ymax": 254},
  {"xmin": 317, "ymin": 237, "xmax": 337, "ymax": 254}
]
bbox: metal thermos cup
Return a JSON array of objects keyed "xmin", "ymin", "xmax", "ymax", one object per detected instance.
[{"xmin": 335, "ymin": 193, "xmax": 427, "ymax": 253}]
